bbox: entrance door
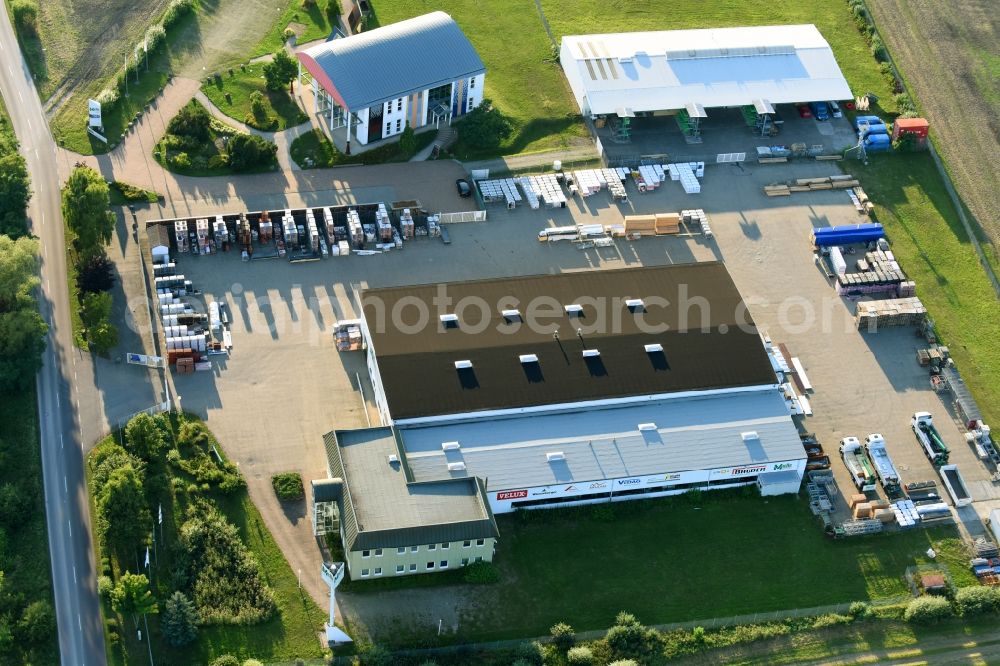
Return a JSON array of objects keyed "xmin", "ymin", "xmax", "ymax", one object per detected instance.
[{"xmin": 368, "ymin": 104, "xmax": 384, "ymax": 143}]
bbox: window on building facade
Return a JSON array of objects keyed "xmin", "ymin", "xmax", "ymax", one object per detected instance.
[
  {"xmin": 470, "ymin": 78, "xmax": 476, "ymax": 89},
  {"xmin": 385, "ymin": 123, "xmax": 390, "ymax": 135},
  {"xmin": 463, "ymin": 540, "xmax": 471, "ymax": 548},
  {"xmin": 475, "ymin": 556, "xmax": 483, "ymax": 563},
  {"xmin": 476, "ymin": 539, "xmax": 485, "ymax": 546},
  {"xmin": 410, "ymin": 546, "xmax": 418, "ymax": 553},
  {"xmin": 362, "ymin": 550, "xmax": 370, "ymax": 558},
  {"xmin": 461, "ymin": 558, "xmax": 469, "ymax": 566},
  {"xmin": 439, "ymin": 560, "xmax": 448, "ymax": 569},
  {"xmin": 375, "ymin": 548, "xmax": 383, "ymax": 557},
  {"xmin": 397, "ymin": 547, "xmax": 405, "ymax": 555},
  {"xmin": 396, "ymin": 119, "xmax": 402, "ymax": 132},
  {"xmin": 428, "ymin": 544, "xmax": 436, "ymax": 551},
  {"xmin": 409, "ymin": 563, "xmax": 417, "ymax": 572},
  {"xmin": 468, "ymin": 98, "xmax": 474, "ymax": 111},
  {"xmin": 374, "ymin": 567, "xmax": 382, "ymax": 576},
  {"xmin": 396, "ymin": 565, "xmax": 404, "ymax": 573},
  {"xmin": 397, "ymin": 99, "xmax": 403, "ymax": 111},
  {"xmin": 426, "ymin": 562, "xmax": 435, "ymax": 570},
  {"xmin": 441, "ymin": 543, "xmax": 450, "ymax": 550},
  {"xmin": 361, "ymin": 568, "xmax": 370, "ymax": 577}
]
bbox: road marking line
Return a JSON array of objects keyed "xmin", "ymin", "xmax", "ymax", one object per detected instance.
[
  {"xmin": 73, "ymin": 565, "xmax": 77, "ymax": 583},
  {"xmin": 64, "ymin": 476, "xmax": 68, "ymax": 493},
  {"xmin": 78, "ymin": 614, "xmax": 82, "ymax": 631},
  {"xmin": 68, "ymin": 520, "xmax": 72, "ymax": 537},
  {"xmin": 60, "ymin": 433, "xmax": 64, "ymax": 449},
  {"xmin": 17, "ymin": 89, "xmax": 22, "ymax": 102},
  {"xmin": 55, "ymin": 393, "xmax": 60, "ymax": 409}
]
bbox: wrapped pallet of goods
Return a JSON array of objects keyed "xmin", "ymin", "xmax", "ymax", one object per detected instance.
[
  {"xmin": 196, "ymin": 218, "xmax": 210, "ymax": 254},
  {"xmin": 848, "ymin": 493, "xmax": 867, "ymax": 509},
  {"xmin": 654, "ymin": 213, "xmax": 681, "ymax": 235},
  {"xmin": 624, "ymin": 215, "xmax": 656, "ymax": 235},
  {"xmin": 400, "ymin": 208, "xmax": 415, "ymax": 239},
  {"xmin": 213, "ymin": 216, "xmax": 228, "ymax": 244},
  {"xmin": 856, "ymin": 297, "xmax": 927, "ymax": 331},
  {"xmin": 174, "ymin": 220, "xmax": 189, "ymax": 252}
]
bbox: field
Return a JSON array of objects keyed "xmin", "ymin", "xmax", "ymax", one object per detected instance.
[
  {"xmin": 88, "ymin": 417, "xmax": 327, "ymax": 665},
  {"xmin": 867, "ymin": 0, "xmax": 1000, "ymax": 256},
  {"xmin": 373, "ymin": 0, "xmax": 897, "ymax": 159},
  {"xmin": 343, "ymin": 491, "xmax": 974, "ymax": 646},
  {"xmin": 850, "ymin": 153, "xmax": 1000, "ymax": 427}
]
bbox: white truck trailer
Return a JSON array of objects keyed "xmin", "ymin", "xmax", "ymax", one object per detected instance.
[
  {"xmin": 912, "ymin": 412, "xmax": 950, "ymax": 465},
  {"xmin": 864, "ymin": 433, "xmax": 901, "ymax": 492},
  {"xmin": 840, "ymin": 436, "xmax": 877, "ymax": 492}
]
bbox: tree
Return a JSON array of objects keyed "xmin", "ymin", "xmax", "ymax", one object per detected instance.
[
  {"xmin": 398, "ymin": 124, "xmax": 416, "ymax": 157},
  {"xmin": 80, "ymin": 291, "xmax": 112, "ymax": 330},
  {"xmin": 0, "ymin": 307, "xmax": 47, "ymax": 392},
  {"xmin": 161, "ymin": 591, "xmax": 199, "ymax": 647},
  {"xmin": 96, "ymin": 465, "xmax": 150, "ymax": 556},
  {"xmin": 227, "ymin": 134, "xmax": 277, "ymax": 172},
  {"xmin": 0, "ymin": 482, "xmax": 31, "ymax": 529},
  {"xmin": 124, "ymin": 413, "xmax": 171, "ymax": 461},
  {"xmin": 903, "ymin": 595, "xmax": 953, "ymax": 624},
  {"xmin": 0, "ymin": 235, "xmax": 40, "ymax": 311},
  {"xmin": 248, "ymin": 91, "xmax": 268, "ymax": 123},
  {"xmin": 167, "ymin": 102, "xmax": 211, "ymax": 142},
  {"xmin": 61, "ymin": 166, "xmax": 115, "ymax": 258},
  {"xmin": 77, "ymin": 253, "xmax": 116, "ymax": 293},
  {"xmin": 16, "ymin": 600, "xmax": 55, "ymax": 644},
  {"xmin": 111, "ymin": 572, "xmax": 157, "ymax": 626},
  {"xmin": 0, "ymin": 152, "xmax": 31, "ymax": 238},
  {"xmin": 458, "ymin": 99, "xmax": 512, "ymax": 150},
  {"xmin": 605, "ymin": 612, "xmax": 658, "ymax": 660},
  {"xmin": 263, "ymin": 50, "xmax": 297, "ymax": 93},
  {"xmin": 550, "ymin": 622, "xmax": 576, "ymax": 651}
]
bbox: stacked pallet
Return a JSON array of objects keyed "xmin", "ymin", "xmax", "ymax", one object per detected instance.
[
  {"xmin": 623, "ymin": 215, "xmax": 656, "ymax": 235},
  {"xmin": 522, "ymin": 174, "xmax": 566, "ymax": 208},
  {"xmin": 892, "ymin": 499, "xmax": 920, "ymax": 527},
  {"xmin": 764, "ymin": 175, "xmax": 861, "ymax": 197},
  {"xmin": 478, "ymin": 178, "xmax": 522, "ymax": 208},
  {"xmin": 654, "ymin": 213, "xmax": 681, "ymax": 235},
  {"xmin": 856, "ymin": 297, "xmax": 927, "ymax": 331},
  {"xmin": 572, "ymin": 169, "xmax": 603, "ymax": 196},
  {"xmin": 674, "ymin": 163, "xmax": 701, "ymax": 194},
  {"xmin": 602, "ymin": 169, "xmax": 628, "ymax": 200}
]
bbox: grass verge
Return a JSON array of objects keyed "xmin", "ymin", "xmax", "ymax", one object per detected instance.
[
  {"xmin": 255, "ymin": 0, "xmax": 339, "ymax": 57},
  {"xmin": 201, "ymin": 63, "xmax": 308, "ymax": 131},
  {"xmin": 89, "ymin": 414, "xmax": 328, "ymax": 665},
  {"xmin": 343, "ymin": 490, "xmax": 973, "ymax": 647},
  {"xmin": 108, "ymin": 181, "xmax": 161, "ymax": 206},
  {"xmin": 0, "ymin": 389, "xmax": 60, "ymax": 665},
  {"xmin": 289, "ymin": 127, "xmax": 436, "ymax": 167},
  {"xmin": 848, "ymin": 152, "xmax": 1000, "ymax": 427}
]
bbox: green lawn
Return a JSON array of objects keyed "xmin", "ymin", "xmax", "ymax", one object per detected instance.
[
  {"xmin": 0, "ymin": 390, "xmax": 60, "ymax": 665},
  {"xmin": 344, "ymin": 491, "xmax": 973, "ymax": 646},
  {"xmin": 289, "ymin": 127, "xmax": 436, "ymax": 167},
  {"xmin": 89, "ymin": 416, "xmax": 328, "ymax": 665},
  {"xmin": 849, "ymin": 153, "xmax": 1000, "ymax": 427},
  {"xmin": 255, "ymin": 0, "xmax": 340, "ymax": 56},
  {"xmin": 201, "ymin": 64, "xmax": 308, "ymax": 131}
]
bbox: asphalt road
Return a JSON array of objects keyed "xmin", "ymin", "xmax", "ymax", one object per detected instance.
[{"xmin": 0, "ymin": 12, "xmax": 107, "ymax": 666}]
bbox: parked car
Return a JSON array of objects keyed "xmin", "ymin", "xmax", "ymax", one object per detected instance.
[
  {"xmin": 796, "ymin": 104, "xmax": 812, "ymax": 119},
  {"xmin": 456, "ymin": 179, "xmax": 472, "ymax": 198},
  {"xmin": 829, "ymin": 101, "xmax": 843, "ymax": 118},
  {"xmin": 810, "ymin": 101, "xmax": 831, "ymax": 121}
]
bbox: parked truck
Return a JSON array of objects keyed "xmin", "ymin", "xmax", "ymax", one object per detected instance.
[
  {"xmin": 840, "ymin": 436, "xmax": 877, "ymax": 492},
  {"xmin": 864, "ymin": 434, "xmax": 901, "ymax": 493},
  {"xmin": 912, "ymin": 412, "xmax": 950, "ymax": 465}
]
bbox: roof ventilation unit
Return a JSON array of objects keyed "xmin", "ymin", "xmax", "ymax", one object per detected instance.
[
  {"xmin": 519, "ymin": 354, "xmax": 539, "ymax": 364},
  {"xmin": 625, "ymin": 298, "xmax": 645, "ymax": 313},
  {"xmin": 564, "ymin": 303, "xmax": 584, "ymax": 316},
  {"xmin": 546, "ymin": 451, "xmax": 566, "ymax": 462},
  {"xmin": 644, "ymin": 343, "xmax": 664, "ymax": 353},
  {"xmin": 502, "ymin": 309, "xmax": 521, "ymax": 322},
  {"xmin": 741, "ymin": 431, "xmax": 760, "ymax": 442},
  {"xmin": 582, "ymin": 349, "xmax": 601, "ymax": 358},
  {"xmin": 387, "ymin": 454, "xmax": 399, "ymax": 464},
  {"xmin": 440, "ymin": 313, "xmax": 459, "ymax": 328},
  {"xmin": 454, "ymin": 359, "xmax": 473, "ymax": 369},
  {"xmin": 638, "ymin": 423, "xmax": 658, "ymax": 431},
  {"xmin": 441, "ymin": 441, "xmax": 461, "ymax": 451},
  {"xmin": 447, "ymin": 462, "xmax": 467, "ymax": 472}
]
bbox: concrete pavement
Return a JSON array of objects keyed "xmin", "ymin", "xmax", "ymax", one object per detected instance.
[{"xmin": 0, "ymin": 11, "xmax": 106, "ymax": 666}]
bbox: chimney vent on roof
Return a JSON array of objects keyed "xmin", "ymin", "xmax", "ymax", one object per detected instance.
[
  {"xmin": 502, "ymin": 309, "xmax": 521, "ymax": 322},
  {"xmin": 387, "ymin": 454, "xmax": 399, "ymax": 464},
  {"xmin": 447, "ymin": 462, "xmax": 467, "ymax": 472},
  {"xmin": 441, "ymin": 441, "xmax": 461, "ymax": 451},
  {"xmin": 645, "ymin": 343, "xmax": 664, "ymax": 353},
  {"xmin": 626, "ymin": 298, "xmax": 646, "ymax": 313},
  {"xmin": 454, "ymin": 360, "xmax": 473, "ymax": 369},
  {"xmin": 440, "ymin": 313, "xmax": 459, "ymax": 328},
  {"xmin": 582, "ymin": 349, "xmax": 600, "ymax": 358},
  {"xmin": 565, "ymin": 303, "xmax": 583, "ymax": 316},
  {"xmin": 519, "ymin": 354, "xmax": 539, "ymax": 364},
  {"xmin": 638, "ymin": 423, "xmax": 657, "ymax": 431},
  {"xmin": 546, "ymin": 451, "xmax": 566, "ymax": 462},
  {"xmin": 741, "ymin": 431, "xmax": 760, "ymax": 442}
]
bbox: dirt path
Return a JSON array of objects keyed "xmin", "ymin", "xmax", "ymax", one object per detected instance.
[{"xmin": 866, "ymin": 0, "xmax": 1000, "ymax": 257}]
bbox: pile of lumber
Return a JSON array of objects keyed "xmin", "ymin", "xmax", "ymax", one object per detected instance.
[
  {"xmin": 856, "ymin": 297, "xmax": 927, "ymax": 331},
  {"xmin": 764, "ymin": 175, "xmax": 861, "ymax": 197},
  {"xmin": 654, "ymin": 213, "xmax": 681, "ymax": 235},
  {"xmin": 623, "ymin": 214, "xmax": 655, "ymax": 234}
]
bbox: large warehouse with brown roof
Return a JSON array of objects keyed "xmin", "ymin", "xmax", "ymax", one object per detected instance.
[{"xmin": 313, "ymin": 263, "xmax": 805, "ymax": 578}]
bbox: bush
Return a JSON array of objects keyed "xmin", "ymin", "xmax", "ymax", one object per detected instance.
[
  {"xmin": 207, "ymin": 154, "xmax": 230, "ymax": 170},
  {"xmin": 163, "ymin": 0, "xmax": 194, "ymax": 29},
  {"xmin": 608, "ymin": 661, "xmax": 639, "ymax": 666},
  {"xmin": 211, "ymin": 657, "xmax": 239, "ymax": 666},
  {"xmin": 691, "ymin": 625, "xmax": 706, "ymax": 644},
  {"xmin": 904, "ymin": 596, "xmax": 954, "ymax": 624},
  {"xmin": 145, "ymin": 24, "xmax": 167, "ymax": 53},
  {"xmin": 96, "ymin": 88, "xmax": 120, "ymax": 108},
  {"xmin": 16, "ymin": 600, "xmax": 54, "ymax": 644},
  {"xmin": 283, "ymin": 27, "xmax": 296, "ymax": 41},
  {"xmin": 870, "ymin": 34, "xmax": 887, "ymax": 61},
  {"xmin": 462, "ymin": 560, "xmax": 499, "ymax": 584},
  {"xmin": 848, "ymin": 601, "xmax": 873, "ymax": 619},
  {"xmin": 0, "ymin": 482, "xmax": 31, "ymax": 528},
  {"xmin": 271, "ymin": 472, "xmax": 304, "ymax": 501},
  {"xmin": 98, "ymin": 575, "xmax": 114, "ymax": 600},
  {"xmin": 170, "ymin": 152, "xmax": 192, "ymax": 170},
  {"xmin": 457, "ymin": 99, "xmax": 512, "ymax": 150},
  {"xmin": 327, "ymin": 0, "xmax": 343, "ymax": 23},
  {"xmin": 357, "ymin": 643, "xmax": 393, "ymax": 666},
  {"xmin": 605, "ymin": 612, "xmax": 659, "ymax": 660},
  {"xmin": 242, "ymin": 660, "xmax": 264, "ymax": 666},
  {"xmin": 227, "ymin": 134, "xmax": 277, "ymax": 172},
  {"xmin": 550, "ymin": 622, "xmax": 575, "ymax": 651},
  {"xmin": 167, "ymin": 103, "xmax": 211, "ymax": 142},
  {"xmin": 11, "ymin": 1, "xmax": 38, "ymax": 36},
  {"xmin": 566, "ymin": 645, "xmax": 594, "ymax": 665},
  {"xmin": 955, "ymin": 586, "xmax": 1000, "ymax": 617}
]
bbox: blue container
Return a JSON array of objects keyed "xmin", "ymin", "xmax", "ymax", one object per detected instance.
[
  {"xmin": 854, "ymin": 115, "xmax": 883, "ymax": 128},
  {"xmin": 812, "ymin": 223, "xmax": 885, "ymax": 247},
  {"xmin": 859, "ymin": 122, "xmax": 888, "ymax": 138},
  {"xmin": 865, "ymin": 133, "xmax": 892, "ymax": 152}
]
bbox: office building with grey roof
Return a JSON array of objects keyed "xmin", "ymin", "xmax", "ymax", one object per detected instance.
[
  {"xmin": 312, "ymin": 264, "xmax": 805, "ymax": 576},
  {"xmin": 296, "ymin": 11, "xmax": 485, "ymax": 153}
]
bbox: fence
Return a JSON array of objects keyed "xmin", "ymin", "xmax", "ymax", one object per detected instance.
[{"xmin": 438, "ymin": 210, "xmax": 487, "ymax": 224}]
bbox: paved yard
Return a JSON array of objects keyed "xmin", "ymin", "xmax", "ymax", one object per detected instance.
[{"xmin": 126, "ymin": 154, "xmax": 996, "ymax": 636}]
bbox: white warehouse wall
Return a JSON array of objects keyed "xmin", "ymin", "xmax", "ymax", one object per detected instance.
[{"xmin": 559, "ymin": 41, "xmax": 590, "ymax": 117}]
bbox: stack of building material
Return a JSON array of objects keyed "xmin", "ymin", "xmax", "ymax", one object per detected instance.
[
  {"xmin": 174, "ymin": 220, "xmax": 189, "ymax": 252},
  {"xmin": 477, "ymin": 178, "xmax": 522, "ymax": 208},
  {"xmin": 638, "ymin": 165, "xmax": 662, "ymax": 190},
  {"xmin": 306, "ymin": 210, "xmax": 321, "ymax": 251},
  {"xmin": 848, "ymin": 493, "xmax": 867, "ymax": 510},
  {"xmin": 572, "ymin": 170, "xmax": 603, "ymax": 196},
  {"xmin": 209, "ymin": 302, "xmax": 221, "ymax": 331},
  {"xmin": 654, "ymin": 213, "xmax": 681, "ymax": 235},
  {"xmin": 829, "ymin": 246, "xmax": 848, "ymax": 275},
  {"xmin": 347, "ymin": 209, "xmax": 364, "ymax": 247},
  {"xmin": 601, "ymin": 169, "xmax": 628, "ymax": 200},
  {"xmin": 853, "ymin": 502, "xmax": 873, "ymax": 519},
  {"xmin": 399, "ymin": 208, "xmax": 415, "ymax": 239},
  {"xmin": 856, "ymin": 297, "xmax": 927, "ymax": 331},
  {"xmin": 516, "ymin": 177, "xmax": 540, "ymax": 209},
  {"xmin": 681, "ymin": 209, "xmax": 711, "ymax": 236},
  {"xmin": 623, "ymin": 215, "xmax": 656, "ymax": 235},
  {"xmin": 672, "ymin": 163, "xmax": 701, "ymax": 194},
  {"xmin": 213, "ymin": 216, "xmax": 228, "ymax": 244},
  {"xmin": 176, "ymin": 357, "xmax": 195, "ymax": 374},
  {"xmin": 153, "ymin": 262, "xmax": 176, "ymax": 277},
  {"xmin": 427, "ymin": 215, "xmax": 441, "ymax": 237},
  {"xmin": 521, "ymin": 175, "xmax": 566, "ymax": 208},
  {"xmin": 282, "ymin": 211, "xmax": 297, "ymax": 247},
  {"xmin": 892, "ymin": 499, "xmax": 919, "ymax": 527},
  {"xmin": 196, "ymin": 218, "xmax": 210, "ymax": 254},
  {"xmin": 337, "ymin": 240, "xmax": 349, "ymax": 256},
  {"xmin": 257, "ymin": 212, "xmax": 272, "ymax": 244},
  {"xmin": 375, "ymin": 206, "xmax": 392, "ymax": 242}
]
